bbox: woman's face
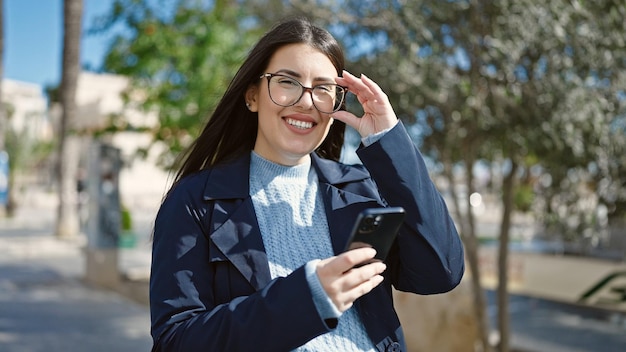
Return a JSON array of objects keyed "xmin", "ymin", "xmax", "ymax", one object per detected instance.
[{"xmin": 246, "ymin": 43, "xmax": 338, "ymax": 166}]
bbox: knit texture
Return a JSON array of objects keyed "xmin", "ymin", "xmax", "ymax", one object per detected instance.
[{"xmin": 249, "ymin": 152, "xmax": 375, "ymax": 352}]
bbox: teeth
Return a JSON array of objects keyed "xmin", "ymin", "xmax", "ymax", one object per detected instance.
[{"xmin": 286, "ymin": 118, "xmax": 314, "ymax": 129}]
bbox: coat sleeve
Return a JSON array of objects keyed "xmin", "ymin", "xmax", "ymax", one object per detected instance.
[
  {"xmin": 150, "ymin": 179, "xmax": 332, "ymax": 352},
  {"xmin": 356, "ymin": 121, "xmax": 465, "ymax": 294}
]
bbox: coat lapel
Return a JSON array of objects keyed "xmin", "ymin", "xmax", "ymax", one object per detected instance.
[
  {"xmin": 312, "ymin": 154, "xmax": 381, "ymax": 254},
  {"xmin": 209, "ymin": 198, "xmax": 271, "ymax": 291},
  {"xmin": 202, "ymin": 154, "xmax": 271, "ymax": 290}
]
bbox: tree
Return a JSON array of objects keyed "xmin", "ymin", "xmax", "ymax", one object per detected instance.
[
  {"xmin": 519, "ymin": 0, "xmax": 626, "ymax": 254},
  {"xmin": 56, "ymin": 0, "xmax": 83, "ymax": 239},
  {"xmin": 91, "ymin": 0, "xmax": 262, "ymax": 168},
  {"xmin": 3, "ymin": 104, "xmax": 54, "ymax": 216}
]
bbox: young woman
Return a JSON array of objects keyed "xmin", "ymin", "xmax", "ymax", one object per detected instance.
[{"xmin": 150, "ymin": 17, "xmax": 464, "ymax": 352}]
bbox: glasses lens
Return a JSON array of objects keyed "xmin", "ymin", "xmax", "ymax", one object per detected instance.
[
  {"xmin": 312, "ymin": 84, "xmax": 345, "ymax": 113},
  {"xmin": 268, "ymin": 75, "xmax": 302, "ymax": 106}
]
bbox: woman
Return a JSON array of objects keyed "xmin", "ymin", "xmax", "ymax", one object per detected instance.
[{"xmin": 150, "ymin": 17, "xmax": 464, "ymax": 352}]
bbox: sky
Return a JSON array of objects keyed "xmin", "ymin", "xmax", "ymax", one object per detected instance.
[{"xmin": 4, "ymin": 0, "xmax": 116, "ymax": 89}]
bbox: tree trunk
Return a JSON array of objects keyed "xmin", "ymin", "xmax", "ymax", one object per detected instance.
[
  {"xmin": 496, "ymin": 160, "xmax": 518, "ymax": 352},
  {"xmin": 56, "ymin": 0, "xmax": 83, "ymax": 239},
  {"xmin": 443, "ymin": 151, "xmax": 492, "ymax": 352},
  {"xmin": 463, "ymin": 156, "xmax": 492, "ymax": 352}
]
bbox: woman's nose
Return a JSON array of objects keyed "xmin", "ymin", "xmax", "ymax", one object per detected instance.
[{"xmin": 295, "ymin": 88, "xmax": 315, "ymax": 110}]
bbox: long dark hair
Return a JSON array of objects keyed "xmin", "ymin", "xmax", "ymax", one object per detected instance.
[{"xmin": 173, "ymin": 17, "xmax": 346, "ymax": 183}]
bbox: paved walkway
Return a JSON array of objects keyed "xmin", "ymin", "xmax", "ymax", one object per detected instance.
[
  {"xmin": 486, "ymin": 291, "xmax": 626, "ymax": 352},
  {"xmin": 0, "ymin": 264, "xmax": 151, "ymax": 351},
  {"xmin": 0, "ymin": 197, "xmax": 153, "ymax": 352}
]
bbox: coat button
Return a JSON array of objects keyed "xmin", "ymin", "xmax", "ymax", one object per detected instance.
[{"xmin": 386, "ymin": 342, "xmax": 401, "ymax": 352}]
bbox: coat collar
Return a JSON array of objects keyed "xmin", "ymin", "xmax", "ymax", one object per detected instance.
[{"xmin": 202, "ymin": 152, "xmax": 371, "ymax": 201}]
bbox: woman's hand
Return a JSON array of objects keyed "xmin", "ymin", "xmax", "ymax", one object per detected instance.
[
  {"xmin": 332, "ymin": 70, "xmax": 398, "ymax": 138},
  {"xmin": 315, "ymin": 247, "xmax": 387, "ymax": 312}
]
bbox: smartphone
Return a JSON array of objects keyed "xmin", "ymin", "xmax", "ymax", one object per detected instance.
[{"xmin": 345, "ymin": 207, "xmax": 405, "ymax": 264}]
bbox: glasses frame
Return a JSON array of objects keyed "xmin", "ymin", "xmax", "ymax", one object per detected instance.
[{"xmin": 260, "ymin": 73, "xmax": 346, "ymax": 114}]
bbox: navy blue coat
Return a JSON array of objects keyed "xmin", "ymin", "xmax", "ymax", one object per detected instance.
[{"xmin": 150, "ymin": 122, "xmax": 465, "ymax": 352}]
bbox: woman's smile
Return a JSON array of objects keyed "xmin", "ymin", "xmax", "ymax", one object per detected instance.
[{"xmin": 284, "ymin": 114, "xmax": 317, "ymax": 131}]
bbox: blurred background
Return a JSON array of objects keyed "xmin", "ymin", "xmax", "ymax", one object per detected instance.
[{"xmin": 0, "ymin": 0, "xmax": 625, "ymax": 351}]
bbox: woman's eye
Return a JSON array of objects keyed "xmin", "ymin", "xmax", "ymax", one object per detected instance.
[
  {"xmin": 316, "ymin": 85, "xmax": 334, "ymax": 93},
  {"xmin": 277, "ymin": 78, "xmax": 299, "ymax": 86}
]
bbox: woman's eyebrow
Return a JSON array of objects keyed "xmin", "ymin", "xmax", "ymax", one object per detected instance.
[
  {"xmin": 274, "ymin": 69, "xmax": 336, "ymax": 83},
  {"xmin": 274, "ymin": 68, "xmax": 300, "ymax": 77}
]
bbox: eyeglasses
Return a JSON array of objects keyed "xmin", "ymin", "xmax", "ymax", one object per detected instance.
[{"xmin": 260, "ymin": 73, "xmax": 346, "ymax": 114}]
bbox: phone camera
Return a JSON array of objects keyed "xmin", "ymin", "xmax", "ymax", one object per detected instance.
[{"xmin": 359, "ymin": 215, "xmax": 382, "ymax": 234}]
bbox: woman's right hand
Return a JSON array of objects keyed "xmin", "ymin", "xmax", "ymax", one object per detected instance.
[
  {"xmin": 315, "ymin": 247, "xmax": 387, "ymax": 312},
  {"xmin": 332, "ymin": 71, "xmax": 398, "ymax": 138}
]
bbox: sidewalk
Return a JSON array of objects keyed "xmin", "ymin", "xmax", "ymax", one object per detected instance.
[{"xmin": 0, "ymin": 196, "xmax": 153, "ymax": 352}]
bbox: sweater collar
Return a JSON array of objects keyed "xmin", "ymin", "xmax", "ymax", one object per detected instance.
[{"xmin": 250, "ymin": 151, "xmax": 311, "ymax": 184}]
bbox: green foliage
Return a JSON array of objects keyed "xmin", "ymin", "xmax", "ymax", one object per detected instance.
[
  {"xmin": 1, "ymin": 102, "xmax": 54, "ymax": 215},
  {"xmin": 91, "ymin": 0, "xmax": 262, "ymax": 168},
  {"xmin": 2, "ymin": 103, "xmax": 54, "ymax": 174},
  {"xmin": 121, "ymin": 205, "xmax": 133, "ymax": 230},
  {"xmin": 514, "ymin": 184, "xmax": 534, "ymax": 213}
]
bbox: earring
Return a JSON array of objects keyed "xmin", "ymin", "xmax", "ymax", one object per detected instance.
[{"xmin": 246, "ymin": 102, "xmax": 251, "ymax": 109}]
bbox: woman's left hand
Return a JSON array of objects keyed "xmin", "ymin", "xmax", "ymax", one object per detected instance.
[{"xmin": 332, "ymin": 70, "xmax": 398, "ymax": 138}]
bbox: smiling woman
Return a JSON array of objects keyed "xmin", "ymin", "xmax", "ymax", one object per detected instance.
[{"xmin": 149, "ymin": 17, "xmax": 465, "ymax": 352}]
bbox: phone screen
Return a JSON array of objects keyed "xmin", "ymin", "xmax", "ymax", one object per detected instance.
[{"xmin": 345, "ymin": 207, "xmax": 405, "ymax": 263}]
